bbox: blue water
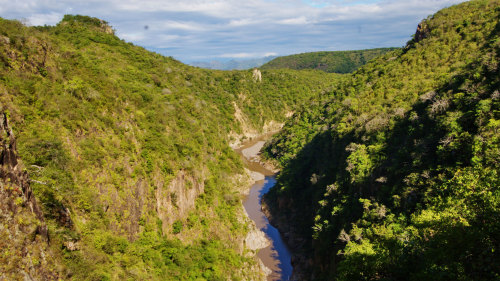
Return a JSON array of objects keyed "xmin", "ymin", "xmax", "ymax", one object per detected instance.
[
  {"xmin": 260, "ymin": 176, "xmax": 293, "ymax": 280},
  {"xmin": 244, "ymin": 175, "xmax": 293, "ymax": 281}
]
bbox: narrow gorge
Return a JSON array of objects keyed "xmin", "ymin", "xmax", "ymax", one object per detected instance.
[
  {"xmin": 236, "ymin": 135, "xmax": 293, "ymax": 281},
  {"xmin": 1, "ymin": 1, "xmax": 498, "ymax": 279}
]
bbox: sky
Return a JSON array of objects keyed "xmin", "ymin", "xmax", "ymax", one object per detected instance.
[{"xmin": 0, "ymin": 0, "xmax": 467, "ymax": 63}]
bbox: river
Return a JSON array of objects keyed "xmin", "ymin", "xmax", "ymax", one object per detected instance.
[{"xmin": 236, "ymin": 137, "xmax": 293, "ymax": 281}]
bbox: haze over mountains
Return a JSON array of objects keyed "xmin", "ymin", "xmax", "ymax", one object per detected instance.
[
  {"xmin": 189, "ymin": 56, "xmax": 277, "ymax": 70},
  {"xmin": 189, "ymin": 48, "xmax": 399, "ymax": 72}
]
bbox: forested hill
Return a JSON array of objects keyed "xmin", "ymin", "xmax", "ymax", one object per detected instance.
[
  {"xmin": 260, "ymin": 48, "xmax": 398, "ymax": 73},
  {"xmin": 0, "ymin": 15, "xmax": 337, "ymax": 280},
  {"xmin": 263, "ymin": 0, "xmax": 500, "ymax": 280}
]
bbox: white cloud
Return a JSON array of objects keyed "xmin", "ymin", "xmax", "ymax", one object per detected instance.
[
  {"xmin": 277, "ymin": 16, "xmax": 310, "ymax": 25},
  {"xmin": 264, "ymin": 52, "xmax": 278, "ymax": 57},
  {"xmin": 228, "ymin": 18, "xmax": 256, "ymax": 27},
  {"xmin": 0, "ymin": 0, "xmax": 467, "ymax": 61},
  {"xmin": 160, "ymin": 20, "xmax": 206, "ymax": 31},
  {"xmin": 120, "ymin": 32, "xmax": 146, "ymax": 41},
  {"xmin": 26, "ymin": 12, "xmax": 62, "ymax": 26},
  {"xmin": 218, "ymin": 51, "xmax": 279, "ymax": 58},
  {"xmin": 218, "ymin": 52, "xmax": 258, "ymax": 58}
]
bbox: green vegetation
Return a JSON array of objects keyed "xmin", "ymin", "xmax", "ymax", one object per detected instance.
[
  {"xmin": 263, "ymin": 0, "xmax": 500, "ymax": 280},
  {"xmin": 0, "ymin": 15, "xmax": 337, "ymax": 280},
  {"xmin": 261, "ymin": 48, "xmax": 398, "ymax": 73},
  {"xmin": 3, "ymin": 0, "xmax": 498, "ymax": 279}
]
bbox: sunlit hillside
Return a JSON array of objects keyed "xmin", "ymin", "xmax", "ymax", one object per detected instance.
[{"xmin": 263, "ymin": 0, "xmax": 499, "ymax": 279}]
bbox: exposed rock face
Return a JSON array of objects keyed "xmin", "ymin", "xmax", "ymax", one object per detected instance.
[
  {"xmin": 0, "ymin": 35, "xmax": 10, "ymax": 45},
  {"xmin": 228, "ymin": 102, "xmax": 284, "ymax": 149},
  {"xmin": 252, "ymin": 68, "xmax": 262, "ymax": 82},
  {"xmin": 0, "ymin": 33, "xmax": 51, "ymax": 74},
  {"xmin": 245, "ymin": 227, "xmax": 269, "ymax": 251},
  {"xmin": 98, "ymin": 19, "xmax": 114, "ymax": 35},
  {"xmin": 0, "ymin": 112, "xmax": 60, "ymax": 280},
  {"xmin": 248, "ymin": 170, "xmax": 265, "ymax": 181},
  {"xmin": 405, "ymin": 20, "xmax": 431, "ymax": 51},
  {"xmin": 94, "ymin": 173, "xmax": 146, "ymax": 239},
  {"xmin": 0, "ymin": 112, "xmax": 48, "ymax": 239},
  {"xmin": 155, "ymin": 170, "xmax": 205, "ymax": 233},
  {"xmin": 414, "ymin": 21, "xmax": 431, "ymax": 43}
]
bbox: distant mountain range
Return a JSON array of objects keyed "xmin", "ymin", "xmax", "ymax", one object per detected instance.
[
  {"xmin": 189, "ymin": 48, "xmax": 398, "ymax": 72},
  {"xmin": 189, "ymin": 56, "xmax": 277, "ymax": 70}
]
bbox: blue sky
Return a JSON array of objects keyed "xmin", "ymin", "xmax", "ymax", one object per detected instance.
[{"xmin": 0, "ymin": 0, "xmax": 466, "ymax": 63}]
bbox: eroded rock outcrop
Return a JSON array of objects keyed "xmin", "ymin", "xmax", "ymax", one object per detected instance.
[
  {"xmin": 414, "ymin": 21, "xmax": 431, "ymax": 43},
  {"xmin": 155, "ymin": 170, "xmax": 205, "ymax": 233},
  {"xmin": 252, "ymin": 68, "xmax": 262, "ymax": 82},
  {"xmin": 0, "ymin": 112, "xmax": 48, "ymax": 239},
  {"xmin": 0, "ymin": 112, "xmax": 60, "ymax": 280},
  {"xmin": 228, "ymin": 102, "xmax": 284, "ymax": 149}
]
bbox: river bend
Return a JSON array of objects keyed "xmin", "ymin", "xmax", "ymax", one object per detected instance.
[{"xmin": 237, "ymin": 138, "xmax": 292, "ymax": 281}]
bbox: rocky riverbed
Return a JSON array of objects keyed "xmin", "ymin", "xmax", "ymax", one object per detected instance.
[{"xmin": 236, "ymin": 137, "xmax": 292, "ymax": 281}]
